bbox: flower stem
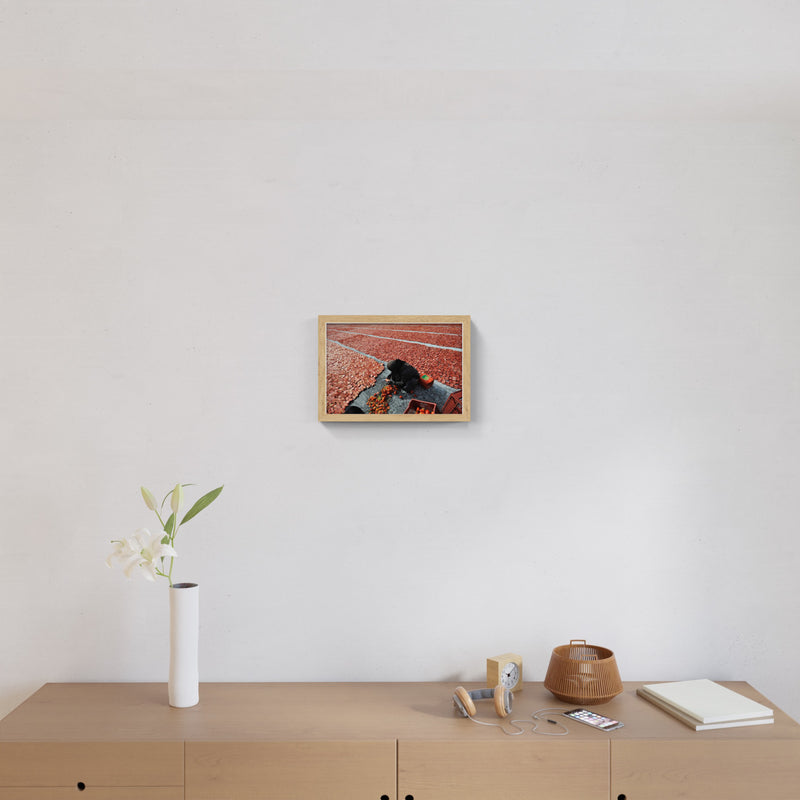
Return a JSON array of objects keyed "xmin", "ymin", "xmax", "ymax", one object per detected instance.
[
  {"xmin": 167, "ymin": 516, "xmax": 180, "ymax": 586},
  {"xmin": 153, "ymin": 507, "xmax": 174, "ymax": 585}
]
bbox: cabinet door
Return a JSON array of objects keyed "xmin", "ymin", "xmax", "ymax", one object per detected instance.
[
  {"xmin": 399, "ymin": 739, "xmax": 609, "ymax": 800},
  {"xmin": 0, "ymin": 742, "xmax": 183, "ymax": 792},
  {"xmin": 186, "ymin": 740, "xmax": 396, "ymax": 800},
  {"xmin": 611, "ymin": 739, "xmax": 800, "ymax": 800},
  {"xmin": 0, "ymin": 790, "xmax": 182, "ymax": 799}
]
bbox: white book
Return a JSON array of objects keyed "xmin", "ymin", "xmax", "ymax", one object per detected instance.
[
  {"xmin": 637, "ymin": 687, "xmax": 774, "ymax": 731},
  {"xmin": 640, "ymin": 679, "xmax": 773, "ymax": 725}
]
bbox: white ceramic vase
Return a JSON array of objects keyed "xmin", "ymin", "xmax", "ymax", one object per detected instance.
[{"xmin": 169, "ymin": 582, "xmax": 199, "ymax": 708}]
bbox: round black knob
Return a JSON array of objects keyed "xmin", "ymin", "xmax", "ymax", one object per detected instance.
[
  {"xmin": 77, "ymin": 783, "xmax": 86, "ymax": 791},
  {"xmin": 617, "ymin": 795, "xmax": 627, "ymax": 800}
]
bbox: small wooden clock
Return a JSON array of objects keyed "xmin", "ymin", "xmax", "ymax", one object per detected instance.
[{"xmin": 487, "ymin": 653, "xmax": 523, "ymax": 693}]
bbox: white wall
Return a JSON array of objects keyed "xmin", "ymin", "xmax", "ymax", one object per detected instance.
[{"xmin": 2, "ymin": 1, "xmax": 800, "ymax": 722}]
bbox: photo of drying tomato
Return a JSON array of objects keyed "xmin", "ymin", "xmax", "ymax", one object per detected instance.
[{"xmin": 318, "ymin": 315, "xmax": 470, "ymax": 422}]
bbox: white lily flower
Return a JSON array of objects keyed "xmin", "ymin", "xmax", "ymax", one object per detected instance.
[
  {"xmin": 136, "ymin": 527, "xmax": 177, "ymax": 581},
  {"xmin": 106, "ymin": 536, "xmax": 139, "ymax": 569},
  {"xmin": 106, "ymin": 528, "xmax": 176, "ymax": 582}
]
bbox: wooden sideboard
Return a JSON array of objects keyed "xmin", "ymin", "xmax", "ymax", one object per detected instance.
[{"xmin": 0, "ymin": 681, "xmax": 799, "ymax": 799}]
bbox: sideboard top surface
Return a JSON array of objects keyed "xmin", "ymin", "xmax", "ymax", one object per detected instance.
[{"xmin": 0, "ymin": 681, "xmax": 797, "ymax": 743}]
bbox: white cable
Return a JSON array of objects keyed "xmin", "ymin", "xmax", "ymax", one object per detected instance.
[
  {"xmin": 529, "ymin": 707, "xmax": 571, "ymax": 736},
  {"xmin": 465, "ymin": 707, "xmax": 571, "ymax": 736},
  {"xmin": 465, "ymin": 715, "xmax": 526, "ymax": 735}
]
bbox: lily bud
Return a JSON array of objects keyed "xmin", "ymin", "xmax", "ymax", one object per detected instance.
[
  {"xmin": 170, "ymin": 483, "xmax": 183, "ymax": 515},
  {"xmin": 140, "ymin": 486, "xmax": 158, "ymax": 511}
]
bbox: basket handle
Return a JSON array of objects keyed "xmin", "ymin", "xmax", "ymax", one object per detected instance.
[{"xmin": 568, "ymin": 639, "xmax": 598, "ymax": 661}]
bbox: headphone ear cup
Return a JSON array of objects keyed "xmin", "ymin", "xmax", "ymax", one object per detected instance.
[
  {"xmin": 453, "ymin": 686, "xmax": 476, "ymax": 718},
  {"xmin": 493, "ymin": 685, "xmax": 511, "ymax": 718}
]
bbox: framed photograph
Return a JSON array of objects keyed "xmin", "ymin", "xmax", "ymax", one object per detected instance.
[{"xmin": 319, "ymin": 315, "xmax": 471, "ymax": 421}]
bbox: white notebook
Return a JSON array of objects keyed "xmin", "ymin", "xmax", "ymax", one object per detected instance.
[
  {"xmin": 637, "ymin": 687, "xmax": 774, "ymax": 730},
  {"xmin": 640, "ymin": 679, "xmax": 773, "ymax": 724}
]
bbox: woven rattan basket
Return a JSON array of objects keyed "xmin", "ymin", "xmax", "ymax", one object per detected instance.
[{"xmin": 544, "ymin": 639, "xmax": 623, "ymax": 705}]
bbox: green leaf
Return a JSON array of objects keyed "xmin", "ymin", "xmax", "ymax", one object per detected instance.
[
  {"xmin": 164, "ymin": 513, "xmax": 175, "ymax": 537},
  {"xmin": 180, "ymin": 485, "xmax": 224, "ymax": 526}
]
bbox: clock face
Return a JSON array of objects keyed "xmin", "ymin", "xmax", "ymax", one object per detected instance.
[{"xmin": 501, "ymin": 662, "xmax": 520, "ymax": 688}]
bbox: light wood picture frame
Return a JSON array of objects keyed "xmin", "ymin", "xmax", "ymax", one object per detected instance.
[{"xmin": 318, "ymin": 315, "xmax": 471, "ymax": 421}]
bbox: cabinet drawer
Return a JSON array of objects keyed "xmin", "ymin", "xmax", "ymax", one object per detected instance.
[
  {"xmin": 186, "ymin": 740, "xmax": 396, "ymax": 800},
  {"xmin": 0, "ymin": 790, "xmax": 183, "ymax": 799},
  {"xmin": 399, "ymin": 739, "xmax": 609, "ymax": 800},
  {"xmin": 0, "ymin": 742, "xmax": 183, "ymax": 787},
  {"xmin": 611, "ymin": 739, "xmax": 800, "ymax": 800}
]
